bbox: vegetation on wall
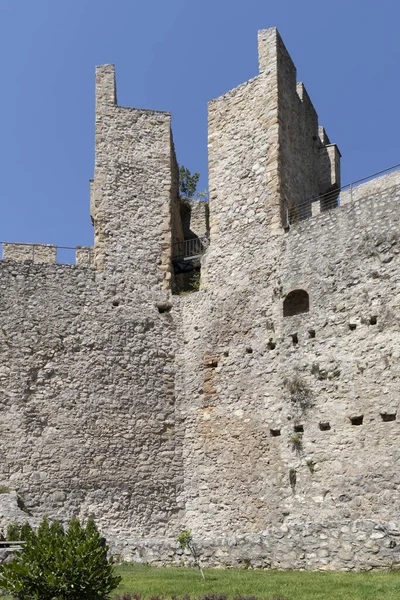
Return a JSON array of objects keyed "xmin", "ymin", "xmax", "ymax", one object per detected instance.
[
  {"xmin": 285, "ymin": 372, "xmax": 314, "ymax": 411},
  {"xmin": 179, "ymin": 165, "xmax": 209, "ymax": 201},
  {"xmin": 179, "ymin": 166, "xmax": 200, "ymax": 199}
]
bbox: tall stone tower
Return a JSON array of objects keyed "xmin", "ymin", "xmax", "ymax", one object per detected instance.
[
  {"xmin": 204, "ymin": 28, "xmax": 340, "ymax": 287},
  {"xmin": 91, "ymin": 64, "xmax": 182, "ymax": 289}
]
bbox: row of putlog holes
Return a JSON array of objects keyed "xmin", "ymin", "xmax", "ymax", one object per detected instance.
[
  {"xmin": 269, "ymin": 412, "xmax": 396, "ymax": 437},
  {"xmin": 262, "ymin": 317, "xmax": 377, "ymax": 351}
]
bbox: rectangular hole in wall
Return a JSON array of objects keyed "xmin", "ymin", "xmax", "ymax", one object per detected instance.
[
  {"xmin": 308, "ymin": 329, "xmax": 316, "ymax": 339},
  {"xmin": 157, "ymin": 302, "xmax": 172, "ymax": 314},
  {"xmin": 369, "ymin": 316, "xmax": 377, "ymax": 325},
  {"xmin": 349, "ymin": 323, "xmax": 357, "ymax": 331},
  {"xmin": 319, "ymin": 422, "xmax": 331, "ymax": 431},
  {"xmin": 291, "ymin": 333, "xmax": 298, "ymax": 346},
  {"xmin": 294, "ymin": 424, "xmax": 304, "ymax": 433},
  {"xmin": 350, "ymin": 415, "xmax": 363, "ymax": 426},
  {"xmin": 381, "ymin": 413, "xmax": 396, "ymax": 422},
  {"xmin": 270, "ymin": 428, "xmax": 281, "ymax": 437}
]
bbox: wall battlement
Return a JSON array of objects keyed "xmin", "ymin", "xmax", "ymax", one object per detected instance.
[
  {"xmin": 0, "ymin": 28, "xmax": 399, "ymax": 571},
  {"xmin": 1, "ymin": 243, "xmax": 93, "ymax": 267}
]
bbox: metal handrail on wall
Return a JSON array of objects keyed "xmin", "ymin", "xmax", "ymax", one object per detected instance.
[
  {"xmin": 172, "ymin": 236, "xmax": 209, "ymax": 261},
  {"xmin": 285, "ymin": 162, "xmax": 400, "ymax": 225}
]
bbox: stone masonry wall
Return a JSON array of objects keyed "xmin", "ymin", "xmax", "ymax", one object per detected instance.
[
  {"xmin": 0, "ymin": 261, "xmax": 183, "ymax": 539},
  {"xmin": 0, "ymin": 28, "xmax": 399, "ymax": 572},
  {"xmin": 276, "ymin": 32, "xmax": 340, "ymax": 221},
  {"xmin": 175, "ymin": 170, "xmax": 400, "ymax": 570}
]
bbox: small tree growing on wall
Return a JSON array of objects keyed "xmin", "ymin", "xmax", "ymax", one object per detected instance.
[
  {"xmin": 179, "ymin": 166, "xmax": 200, "ymax": 199},
  {"xmin": 0, "ymin": 516, "xmax": 121, "ymax": 600}
]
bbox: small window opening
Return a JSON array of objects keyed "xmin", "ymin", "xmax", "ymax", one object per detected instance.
[
  {"xmin": 349, "ymin": 323, "xmax": 357, "ymax": 331},
  {"xmin": 246, "ymin": 347, "xmax": 253, "ymax": 354},
  {"xmin": 270, "ymin": 428, "xmax": 281, "ymax": 437},
  {"xmin": 319, "ymin": 422, "xmax": 331, "ymax": 431},
  {"xmin": 291, "ymin": 333, "xmax": 298, "ymax": 346},
  {"xmin": 112, "ymin": 300, "xmax": 120, "ymax": 307},
  {"xmin": 283, "ymin": 289, "xmax": 310, "ymax": 317},
  {"xmin": 308, "ymin": 329, "xmax": 316, "ymax": 339},
  {"xmin": 369, "ymin": 316, "xmax": 377, "ymax": 325},
  {"xmin": 157, "ymin": 302, "xmax": 172, "ymax": 314},
  {"xmin": 350, "ymin": 415, "xmax": 363, "ymax": 426},
  {"xmin": 223, "ymin": 350, "xmax": 229, "ymax": 357},
  {"xmin": 294, "ymin": 424, "xmax": 304, "ymax": 433},
  {"xmin": 267, "ymin": 340, "xmax": 276, "ymax": 350},
  {"xmin": 381, "ymin": 412, "xmax": 396, "ymax": 422}
]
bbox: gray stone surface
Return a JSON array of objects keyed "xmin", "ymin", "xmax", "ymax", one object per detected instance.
[
  {"xmin": 0, "ymin": 28, "xmax": 399, "ymax": 571},
  {"xmin": 0, "ymin": 491, "xmax": 38, "ymax": 532}
]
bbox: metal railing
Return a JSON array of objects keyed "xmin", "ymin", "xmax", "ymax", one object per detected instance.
[
  {"xmin": 285, "ymin": 162, "xmax": 400, "ymax": 225},
  {"xmin": 0, "ymin": 540, "xmax": 26, "ymax": 551},
  {"xmin": 172, "ymin": 236, "xmax": 209, "ymax": 261}
]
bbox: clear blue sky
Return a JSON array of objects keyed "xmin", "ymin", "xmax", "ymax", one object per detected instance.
[{"xmin": 0, "ymin": 0, "xmax": 399, "ymax": 248}]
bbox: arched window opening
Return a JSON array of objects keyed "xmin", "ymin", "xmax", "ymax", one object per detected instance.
[{"xmin": 283, "ymin": 289, "xmax": 310, "ymax": 317}]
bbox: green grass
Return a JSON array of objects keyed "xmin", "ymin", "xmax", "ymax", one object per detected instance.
[{"xmin": 113, "ymin": 564, "xmax": 400, "ymax": 600}]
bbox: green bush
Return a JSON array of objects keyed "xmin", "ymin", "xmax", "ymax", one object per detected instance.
[{"xmin": 0, "ymin": 516, "xmax": 121, "ymax": 600}]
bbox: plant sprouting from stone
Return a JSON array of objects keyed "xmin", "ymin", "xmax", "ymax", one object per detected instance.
[
  {"xmin": 305, "ymin": 458, "xmax": 315, "ymax": 474},
  {"xmin": 179, "ymin": 166, "xmax": 200, "ymax": 198},
  {"xmin": 190, "ymin": 269, "xmax": 201, "ymax": 292},
  {"xmin": 285, "ymin": 372, "xmax": 313, "ymax": 411},
  {"xmin": 290, "ymin": 433, "xmax": 303, "ymax": 454},
  {"xmin": 289, "ymin": 468, "xmax": 297, "ymax": 493},
  {"xmin": 196, "ymin": 189, "xmax": 209, "ymax": 202},
  {"xmin": 176, "ymin": 528, "xmax": 205, "ymax": 579}
]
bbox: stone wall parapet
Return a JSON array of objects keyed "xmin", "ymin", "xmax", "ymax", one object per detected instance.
[{"xmin": 1, "ymin": 243, "xmax": 94, "ymax": 267}]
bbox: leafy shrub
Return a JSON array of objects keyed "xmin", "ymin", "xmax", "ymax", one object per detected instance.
[{"xmin": 0, "ymin": 516, "xmax": 121, "ymax": 600}]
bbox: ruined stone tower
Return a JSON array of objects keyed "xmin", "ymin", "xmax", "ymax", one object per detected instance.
[{"xmin": 0, "ymin": 28, "xmax": 399, "ymax": 570}]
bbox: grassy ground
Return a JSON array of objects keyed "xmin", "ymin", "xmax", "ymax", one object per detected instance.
[{"xmin": 113, "ymin": 563, "xmax": 400, "ymax": 600}]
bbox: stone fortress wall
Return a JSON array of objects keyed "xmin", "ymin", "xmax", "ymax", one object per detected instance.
[{"xmin": 0, "ymin": 28, "xmax": 399, "ymax": 571}]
